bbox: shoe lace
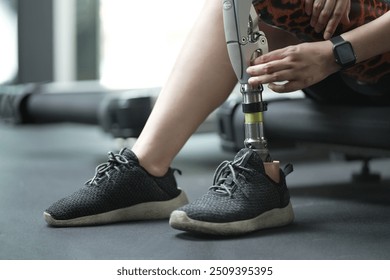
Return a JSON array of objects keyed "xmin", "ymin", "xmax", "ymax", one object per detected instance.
[
  {"xmin": 85, "ymin": 151, "xmax": 129, "ymax": 186},
  {"xmin": 210, "ymin": 156, "xmax": 252, "ymax": 197}
]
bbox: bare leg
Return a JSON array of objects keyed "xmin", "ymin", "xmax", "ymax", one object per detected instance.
[{"xmin": 132, "ymin": 0, "xmax": 237, "ymax": 176}]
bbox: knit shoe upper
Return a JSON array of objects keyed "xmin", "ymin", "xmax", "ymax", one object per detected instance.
[
  {"xmin": 169, "ymin": 148, "xmax": 294, "ymax": 235},
  {"xmin": 44, "ymin": 148, "xmax": 188, "ymax": 226}
]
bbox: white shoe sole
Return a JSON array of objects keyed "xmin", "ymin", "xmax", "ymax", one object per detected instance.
[
  {"xmin": 169, "ymin": 202, "xmax": 294, "ymax": 235},
  {"xmin": 44, "ymin": 191, "xmax": 188, "ymax": 227}
]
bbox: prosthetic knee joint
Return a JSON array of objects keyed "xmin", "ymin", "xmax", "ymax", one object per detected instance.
[{"xmin": 222, "ymin": 0, "xmax": 280, "ymax": 180}]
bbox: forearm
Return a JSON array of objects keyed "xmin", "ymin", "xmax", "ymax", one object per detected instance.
[{"xmin": 341, "ymin": 11, "xmax": 390, "ymax": 63}]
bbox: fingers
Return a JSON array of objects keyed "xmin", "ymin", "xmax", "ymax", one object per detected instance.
[
  {"xmin": 248, "ymin": 68, "xmax": 312, "ymax": 93},
  {"xmin": 247, "ymin": 60, "xmax": 301, "ymax": 93},
  {"xmin": 247, "ymin": 66, "xmax": 292, "ymax": 86},
  {"xmin": 304, "ymin": 0, "xmax": 314, "ymax": 15},
  {"xmin": 310, "ymin": 0, "xmax": 330, "ymax": 33},
  {"xmin": 268, "ymin": 80, "xmax": 309, "ymax": 93},
  {"xmin": 306, "ymin": 0, "xmax": 351, "ymax": 39},
  {"xmin": 323, "ymin": 0, "xmax": 350, "ymax": 39},
  {"xmin": 249, "ymin": 64, "xmax": 314, "ymax": 93},
  {"xmin": 248, "ymin": 64, "xmax": 311, "ymax": 93},
  {"xmin": 323, "ymin": 10, "xmax": 343, "ymax": 40},
  {"xmin": 247, "ymin": 47, "xmax": 299, "ymax": 91},
  {"xmin": 341, "ymin": 0, "xmax": 351, "ymax": 25},
  {"xmin": 247, "ymin": 49, "xmax": 292, "ymax": 83},
  {"xmin": 251, "ymin": 49, "xmax": 283, "ymax": 65}
]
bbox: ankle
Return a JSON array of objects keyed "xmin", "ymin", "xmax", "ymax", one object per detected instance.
[
  {"xmin": 131, "ymin": 151, "xmax": 170, "ymax": 177},
  {"xmin": 141, "ymin": 163, "xmax": 169, "ymax": 177}
]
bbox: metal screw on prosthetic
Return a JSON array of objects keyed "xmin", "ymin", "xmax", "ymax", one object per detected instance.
[{"xmin": 222, "ymin": 0, "xmax": 271, "ymax": 162}]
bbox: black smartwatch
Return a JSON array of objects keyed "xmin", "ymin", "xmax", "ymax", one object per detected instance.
[{"xmin": 330, "ymin": 35, "xmax": 357, "ymax": 69}]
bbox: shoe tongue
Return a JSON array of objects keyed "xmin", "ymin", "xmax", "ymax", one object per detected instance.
[
  {"xmin": 119, "ymin": 148, "xmax": 139, "ymax": 163},
  {"xmin": 234, "ymin": 148, "xmax": 265, "ymax": 173}
]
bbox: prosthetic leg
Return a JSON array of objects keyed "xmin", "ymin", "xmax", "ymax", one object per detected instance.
[{"xmin": 222, "ymin": 0, "xmax": 280, "ymax": 182}]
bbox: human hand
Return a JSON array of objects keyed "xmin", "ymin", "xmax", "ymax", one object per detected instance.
[
  {"xmin": 304, "ymin": 0, "xmax": 351, "ymax": 40},
  {"xmin": 247, "ymin": 41, "xmax": 340, "ymax": 93}
]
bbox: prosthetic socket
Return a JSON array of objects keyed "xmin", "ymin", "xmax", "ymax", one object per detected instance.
[{"xmin": 222, "ymin": 0, "xmax": 271, "ymax": 162}]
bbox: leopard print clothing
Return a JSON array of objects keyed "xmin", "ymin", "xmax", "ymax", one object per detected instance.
[{"xmin": 253, "ymin": 0, "xmax": 390, "ymax": 84}]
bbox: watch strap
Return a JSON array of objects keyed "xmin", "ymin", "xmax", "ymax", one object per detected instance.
[{"xmin": 330, "ymin": 35, "xmax": 344, "ymax": 46}]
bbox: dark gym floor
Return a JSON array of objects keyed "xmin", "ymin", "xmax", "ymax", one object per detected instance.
[{"xmin": 1, "ymin": 123, "xmax": 390, "ymax": 260}]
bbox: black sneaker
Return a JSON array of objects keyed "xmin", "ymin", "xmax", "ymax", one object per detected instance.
[
  {"xmin": 169, "ymin": 148, "xmax": 294, "ymax": 235},
  {"xmin": 44, "ymin": 148, "xmax": 188, "ymax": 226}
]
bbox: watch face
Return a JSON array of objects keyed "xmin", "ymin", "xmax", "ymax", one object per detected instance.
[{"xmin": 336, "ymin": 42, "xmax": 356, "ymax": 65}]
